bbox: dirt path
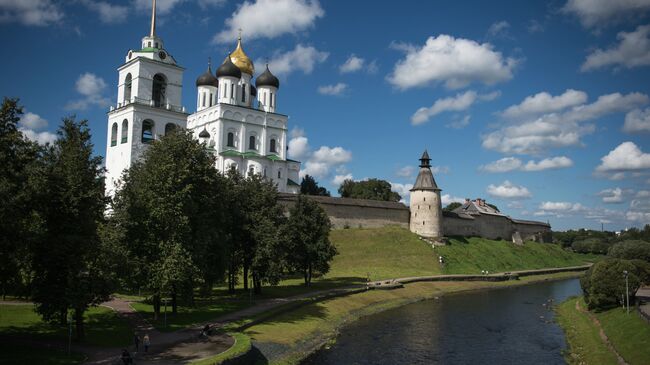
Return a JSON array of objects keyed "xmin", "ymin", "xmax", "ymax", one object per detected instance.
[{"xmin": 575, "ymin": 299, "xmax": 628, "ymax": 365}]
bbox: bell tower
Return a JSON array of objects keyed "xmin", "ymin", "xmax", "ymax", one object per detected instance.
[
  {"xmin": 409, "ymin": 150, "xmax": 443, "ymax": 238},
  {"xmin": 105, "ymin": 0, "xmax": 187, "ymax": 197}
]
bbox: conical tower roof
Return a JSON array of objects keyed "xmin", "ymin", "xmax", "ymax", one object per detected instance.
[{"xmin": 410, "ymin": 149, "xmax": 440, "ymax": 191}]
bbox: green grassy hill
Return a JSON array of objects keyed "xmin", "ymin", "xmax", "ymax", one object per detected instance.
[{"xmin": 324, "ymin": 226, "xmax": 597, "ymax": 281}]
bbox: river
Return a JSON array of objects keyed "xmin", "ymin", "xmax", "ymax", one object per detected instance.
[{"xmin": 303, "ymin": 278, "xmax": 581, "ymax": 365}]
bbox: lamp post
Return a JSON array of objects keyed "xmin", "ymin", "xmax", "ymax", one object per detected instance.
[
  {"xmin": 623, "ymin": 270, "xmax": 629, "ymax": 314},
  {"xmin": 68, "ymin": 311, "xmax": 73, "ymax": 356}
]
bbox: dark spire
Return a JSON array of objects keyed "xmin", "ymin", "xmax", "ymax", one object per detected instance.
[
  {"xmin": 411, "ymin": 149, "xmax": 440, "ymax": 192},
  {"xmin": 419, "ymin": 150, "xmax": 431, "ymax": 168}
]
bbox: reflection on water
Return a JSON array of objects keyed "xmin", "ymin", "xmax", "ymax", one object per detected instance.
[{"xmin": 303, "ymin": 279, "xmax": 581, "ymax": 365}]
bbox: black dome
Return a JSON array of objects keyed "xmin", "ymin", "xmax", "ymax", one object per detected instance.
[
  {"xmin": 196, "ymin": 66, "xmax": 218, "ymax": 87},
  {"xmin": 199, "ymin": 128, "xmax": 210, "ymax": 138},
  {"xmin": 217, "ymin": 55, "xmax": 242, "ymax": 78},
  {"xmin": 255, "ymin": 65, "xmax": 280, "ymax": 89},
  {"xmin": 250, "ymin": 85, "xmax": 257, "ymax": 97}
]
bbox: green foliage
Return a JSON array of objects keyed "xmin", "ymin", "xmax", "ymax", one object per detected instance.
[
  {"xmin": 617, "ymin": 224, "xmax": 650, "ymax": 242},
  {"xmin": 580, "ymin": 259, "xmax": 641, "ymax": 311},
  {"xmin": 553, "ymin": 229, "xmax": 616, "ymax": 249},
  {"xmin": 338, "ymin": 178, "xmax": 401, "ymax": 202},
  {"xmin": 443, "ymin": 202, "xmax": 462, "ymax": 212},
  {"xmin": 608, "ymin": 240, "xmax": 650, "ymax": 262},
  {"xmin": 300, "ymin": 174, "xmax": 330, "ymax": 196},
  {"xmin": 284, "ymin": 196, "xmax": 337, "ymax": 286},
  {"xmin": 571, "ymin": 237, "xmax": 611, "ymax": 254}
]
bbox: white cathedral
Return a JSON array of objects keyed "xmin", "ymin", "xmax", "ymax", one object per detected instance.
[{"xmin": 105, "ymin": 3, "xmax": 301, "ymax": 197}]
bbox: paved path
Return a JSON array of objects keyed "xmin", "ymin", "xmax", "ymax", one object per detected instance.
[{"xmin": 636, "ymin": 287, "xmax": 650, "ymax": 321}]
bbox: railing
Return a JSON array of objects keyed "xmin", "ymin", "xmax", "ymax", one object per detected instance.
[{"xmin": 110, "ymin": 97, "xmax": 186, "ymax": 113}]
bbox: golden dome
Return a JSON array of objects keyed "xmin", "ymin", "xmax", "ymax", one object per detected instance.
[{"xmin": 225, "ymin": 36, "xmax": 254, "ymax": 76}]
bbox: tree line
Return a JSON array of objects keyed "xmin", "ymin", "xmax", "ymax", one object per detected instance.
[{"xmin": 0, "ymin": 98, "xmax": 336, "ymax": 339}]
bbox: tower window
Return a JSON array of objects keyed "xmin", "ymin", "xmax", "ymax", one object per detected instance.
[
  {"xmin": 202, "ymin": 92, "xmax": 206, "ymax": 107},
  {"xmin": 249, "ymin": 135, "xmax": 256, "ymax": 150},
  {"xmin": 230, "ymin": 84, "xmax": 234, "ymax": 99},
  {"xmin": 242, "ymin": 84, "xmax": 246, "ymax": 102},
  {"xmin": 227, "ymin": 132, "xmax": 234, "ymax": 147},
  {"xmin": 110, "ymin": 122, "xmax": 118, "ymax": 147},
  {"xmin": 152, "ymin": 74, "xmax": 167, "ymax": 107},
  {"xmin": 270, "ymin": 92, "xmax": 274, "ymax": 107},
  {"xmin": 424, "ymin": 197, "xmax": 426, "ymax": 202},
  {"xmin": 165, "ymin": 123, "xmax": 176, "ymax": 135},
  {"xmin": 270, "ymin": 139, "xmax": 277, "ymax": 153},
  {"xmin": 142, "ymin": 119, "xmax": 154, "ymax": 143},
  {"xmin": 124, "ymin": 73, "xmax": 132, "ymax": 103},
  {"xmin": 278, "ymin": 169, "xmax": 281, "ymax": 179},
  {"xmin": 121, "ymin": 119, "xmax": 128, "ymax": 143}
]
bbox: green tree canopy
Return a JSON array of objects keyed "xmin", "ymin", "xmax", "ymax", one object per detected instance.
[
  {"xmin": 580, "ymin": 259, "xmax": 642, "ymax": 311},
  {"xmin": 443, "ymin": 202, "xmax": 462, "ymax": 212},
  {"xmin": 300, "ymin": 174, "xmax": 330, "ymax": 196},
  {"xmin": 338, "ymin": 178, "xmax": 401, "ymax": 202},
  {"xmin": 608, "ymin": 240, "xmax": 650, "ymax": 262}
]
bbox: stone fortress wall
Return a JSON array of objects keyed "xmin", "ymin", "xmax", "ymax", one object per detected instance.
[{"xmin": 277, "ymin": 193, "xmax": 552, "ymax": 243}]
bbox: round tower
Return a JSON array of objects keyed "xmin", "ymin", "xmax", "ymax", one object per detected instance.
[
  {"xmin": 195, "ymin": 59, "xmax": 218, "ymax": 111},
  {"xmin": 255, "ymin": 64, "xmax": 280, "ymax": 113},
  {"xmin": 409, "ymin": 150, "xmax": 443, "ymax": 238}
]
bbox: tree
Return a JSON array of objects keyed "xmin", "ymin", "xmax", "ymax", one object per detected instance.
[
  {"xmin": 486, "ymin": 203, "xmax": 500, "ymax": 212},
  {"xmin": 30, "ymin": 117, "xmax": 111, "ymax": 340},
  {"xmin": 0, "ymin": 98, "xmax": 42, "ymax": 299},
  {"xmin": 111, "ymin": 130, "xmax": 227, "ymax": 318},
  {"xmin": 571, "ymin": 238, "xmax": 611, "ymax": 254},
  {"xmin": 285, "ymin": 196, "xmax": 337, "ymax": 286},
  {"xmin": 608, "ymin": 240, "xmax": 650, "ymax": 262},
  {"xmin": 338, "ymin": 178, "xmax": 401, "ymax": 202},
  {"xmin": 580, "ymin": 259, "xmax": 641, "ymax": 311},
  {"xmin": 443, "ymin": 202, "xmax": 462, "ymax": 212},
  {"xmin": 300, "ymin": 175, "xmax": 330, "ymax": 196}
]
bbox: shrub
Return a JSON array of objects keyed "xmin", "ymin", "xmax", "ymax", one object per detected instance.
[
  {"xmin": 580, "ymin": 259, "xmax": 641, "ymax": 311},
  {"xmin": 571, "ymin": 238, "xmax": 610, "ymax": 254},
  {"xmin": 608, "ymin": 240, "xmax": 650, "ymax": 262}
]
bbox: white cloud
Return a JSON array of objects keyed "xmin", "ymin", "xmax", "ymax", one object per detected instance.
[
  {"xmin": 198, "ymin": 0, "xmax": 226, "ymax": 8},
  {"xmin": 259, "ymin": 44, "xmax": 328, "ymax": 77},
  {"xmin": 396, "ymin": 166, "xmax": 415, "ymax": 178},
  {"xmin": 501, "ymin": 89, "xmax": 588, "ymax": 120},
  {"xmin": 624, "ymin": 108, "xmax": 650, "ymax": 133},
  {"xmin": 19, "ymin": 112, "xmax": 48, "ymax": 130},
  {"xmin": 339, "ymin": 54, "xmax": 364, "ymax": 73},
  {"xmin": 487, "ymin": 20, "xmax": 510, "ymax": 38},
  {"xmin": 311, "ymin": 146, "xmax": 352, "ymax": 165},
  {"xmin": 332, "ymin": 173, "xmax": 353, "ymax": 186},
  {"xmin": 411, "ymin": 91, "xmax": 476, "ymax": 125},
  {"xmin": 596, "ymin": 141, "xmax": 650, "ymax": 172},
  {"xmin": 539, "ymin": 201, "xmax": 584, "ymax": 211},
  {"xmin": 66, "ymin": 73, "xmax": 110, "ymax": 111},
  {"xmin": 82, "ymin": 0, "xmax": 128, "ymax": 24},
  {"xmin": 626, "ymin": 211, "xmax": 650, "ymax": 223},
  {"xmin": 390, "ymin": 182, "xmax": 413, "ymax": 203},
  {"xmin": 521, "ymin": 156, "xmax": 574, "ymax": 171},
  {"xmin": 582, "ymin": 25, "xmax": 650, "ymax": 72},
  {"xmin": 562, "ymin": 0, "xmax": 650, "ymax": 29},
  {"xmin": 441, "ymin": 194, "xmax": 466, "ymax": 206},
  {"xmin": 214, "ymin": 0, "xmax": 324, "ymax": 43},
  {"xmin": 289, "ymin": 128, "xmax": 352, "ymax": 182},
  {"xmin": 0, "ymin": 0, "xmax": 63, "ymax": 26},
  {"xmin": 486, "ymin": 180, "xmax": 532, "ymax": 199},
  {"xmin": 483, "ymin": 91, "xmax": 648, "ymax": 155},
  {"xmin": 288, "ymin": 136, "xmax": 309, "ymax": 160},
  {"xmin": 480, "ymin": 157, "xmax": 523, "ymax": 173},
  {"xmin": 20, "ymin": 128, "xmax": 57, "ymax": 145},
  {"xmin": 317, "ymin": 83, "xmax": 347, "ymax": 96},
  {"xmin": 388, "ymin": 34, "xmax": 517, "ymax": 90},
  {"xmin": 134, "ymin": 0, "xmax": 186, "ymax": 15},
  {"xmin": 446, "ymin": 115, "xmax": 471, "ymax": 129},
  {"xmin": 598, "ymin": 187, "xmax": 628, "ymax": 203}
]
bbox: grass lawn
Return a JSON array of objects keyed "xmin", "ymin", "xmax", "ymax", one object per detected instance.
[
  {"xmin": 0, "ymin": 343, "xmax": 85, "ymax": 365},
  {"xmin": 0, "ymin": 304, "xmax": 132, "ymax": 347},
  {"xmin": 242, "ymin": 272, "xmax": 583, "ymax": 365},
  {"xmin": 596, "ymin": 304, "xmax": 650, "ymax": 365},
  {"xmin": 130, "ymin": 300, "xmax": 252, "ymax": 332},
  {"xmin": 555, "ymin": 297, "xmax": 618, "ymax": 365}
]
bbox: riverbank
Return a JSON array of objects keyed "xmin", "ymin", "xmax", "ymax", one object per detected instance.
[
  {"xmin": 556, "ymin": 296, "xmax": 650, "ymax": 365},
  {"xmin": 241, "ymin": 271, "xmax": 585, "ymax": 365}
]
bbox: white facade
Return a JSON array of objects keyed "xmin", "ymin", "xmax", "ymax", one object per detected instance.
[{"xmin": 104, "ymin": 6, "xmax": 300, "ymax": 197}]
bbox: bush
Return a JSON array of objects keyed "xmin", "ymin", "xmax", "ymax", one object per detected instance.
[
  {"xmin": 571, "ymin": 238, "xmax": 610, "ymax": 254},
  {"xmin": 608, "ymin": 240, "xmax": 650, "ymax": 262},
  {"xmin": 580, "ymin": 259, "xmax": 641, "ymax": 311}
]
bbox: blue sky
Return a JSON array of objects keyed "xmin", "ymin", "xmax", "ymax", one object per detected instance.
[{"xmin": 2, "ymin": 0, "xmax": 650, "ymax": 231}]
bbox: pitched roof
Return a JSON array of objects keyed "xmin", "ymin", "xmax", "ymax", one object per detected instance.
[{"xmin": 410, "ymin": 167, "xmax": 440, "ymax": 191}]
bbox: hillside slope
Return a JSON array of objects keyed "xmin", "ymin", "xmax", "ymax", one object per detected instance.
[{"xmin": 325, "ymin": 226, "xmax": 595, "ymax": 281}]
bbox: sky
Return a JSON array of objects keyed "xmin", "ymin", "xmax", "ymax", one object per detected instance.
[{"xmin": 1, "ymin": 0, "xmax": 650, "ymax": 231}]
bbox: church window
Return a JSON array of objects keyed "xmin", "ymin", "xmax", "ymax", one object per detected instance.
[
  {"xmin": 270, "ymin": 92, "xmax": 274, "ymax": 107},
  {"xmin": 121, "ymin": 119, "xmax": 128, "ymax": 143},
  {"xmin": 278, "ymin": 169, "xmax": 281, "ymax": 179},
  {"xmin": 165, "ymin": 123, "xmax": 177, "ymax": 135},
  {"xmin": 152, "ymin": 74, "xmax": 167, "ymax": 107},
  {"xmin": 270, "ymin": 139, "xmax": 277, "ymax": 153},
  {"xmin": 249, "ymin": 135, "xmax": 256, "ymax": 150},
  {"xmin": 110, "ymin": 122, "xmax": 118, "ymax": 147},
  {"xmin": 263, "ymin": 167, "xmax": 267, "ymax": 177},
  {"xmin": 142, "ymin": 119, "xmax": 154, "ymax": 143},
  {"xmin": 148, "ymin": 41, "xmax": 151, "ymax": 47},
  {"xmin": 242, "ymin": 85, "xmax": 246, "ymax": 102},
  {"xmin": 230, "ymin": 84, "xmax": 234, "ymax": 99},
  {"xmin": 209, "ymin": 93, "xmax": 213, "ymax": 107},
  {"xmin": 124, "ymin": 74, "xmax": 132, "ymax": 103},
  {"xmin": 201, "ymin": 92, "xmax": 206, "ymax": 107},
  {"xmin": 227, "ymin": 132, "xmax": 234, "ymax": 147},
  {"xmin": 223, "ymin": 86, "xmax": 226, "ymax": 98}
]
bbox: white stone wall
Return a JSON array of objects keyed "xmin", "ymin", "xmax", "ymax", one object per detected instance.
[{"xmin": 409, "ymin": 190, "xmax": 443, "ymax": 238}]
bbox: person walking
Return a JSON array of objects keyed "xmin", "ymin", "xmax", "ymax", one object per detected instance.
[
  {"xmin": 133, "ymin": 333, "xmax": 140, "ymax": 352},
  {"xmin": 143, "ymin": 333, "xmax": 150, "ymax": 353}
]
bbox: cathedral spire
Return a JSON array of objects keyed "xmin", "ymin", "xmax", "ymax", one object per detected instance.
[{"xmin": 150, "ymin": 0, "xmax": 157, "ymax": 37}]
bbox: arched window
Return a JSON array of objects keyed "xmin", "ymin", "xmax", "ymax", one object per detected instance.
[
  {"xmin": 110, "ymin": 122, "xmax": 118, "ymax": 146},
  {"xmin": 201, "ymin": 92, "xmax": 206, "ymax": 107},
  {"xmin": 152, "ymin": 74, "xmax": 167, "ymax": 107},
  {"xmin": 165, "ymin": 123, "xmax": 177, "ymax": 135},
  {"xmin": 270, "ymin": 139, "xmax": 277, "ymax": 153},
  {"xmin": 124, "ymin": 73, "xmax": 132, "ymax": 103},
  {"xmin": 230, "ymin": 84, "xmax": 234, "ymax": 99},
  {"xmin": 277, "ymin": 169, "xmax": 281, "ymax": 179},
  {"xmin": 248, "ymin": 165, "xmax": 255, "ymax": 177},
  {"xmin": 270, "ymin": 92, "xmax": 274, "ymax": 107},
  {"xmin": 121, "ymin": 119, "xmax": 128, "ymax": 143},
  {"xmin": 249, "ymin": 135, "xmax": 256, "ymax": 150},
  {"xmin": 142, "ymin": 119, "xmax": 154, "ymax": 143},
  {"xmin": 227, "ymin": 132, "xmax": 234, "ymax": 147},
  {"xmin": 241, "ymin": 84, "xmax": 246, "ymax": 102}
]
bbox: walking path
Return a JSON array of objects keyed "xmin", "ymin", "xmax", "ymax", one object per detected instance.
[{"xmin": 575, "ymin": 298, "xmax": 628, "ymax": 365}]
